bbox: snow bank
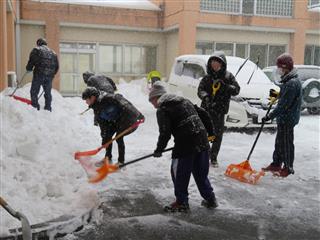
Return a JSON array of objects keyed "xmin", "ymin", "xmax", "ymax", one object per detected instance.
[{"xmin": 0, "ymin": 84, "xmax": 100, "ymax": 235}]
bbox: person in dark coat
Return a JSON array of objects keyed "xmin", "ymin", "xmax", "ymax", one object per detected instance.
[
  {"xmin": 82, "ymin": 87, "xmax": 144, "ymax": 164},
  {"xmin": 262, "ymin": 53, "xmax": 302, "ymax": 177},
  {"xmin": 83, "ymin": 71, "xmax": 117, "ymax": 94},
  {"xmin": 150, "ymin": 82, "xmax": 218, "ymax": 212},
  {"xmin": 197, "ymin": 51, "xmax": 240, "ymax": 167},
  {"xmin": 26, "ymin": 38, "xmax": 59, "ymax": 111}
]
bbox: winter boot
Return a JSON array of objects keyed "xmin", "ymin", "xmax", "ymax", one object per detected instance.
[
  {"xmin": 211, "ymin": 160, "xmax": 219, "ymax": 168},
  {"xmin": 261, "ymin": 163, "xmax": 281, "ymax": 172},
  {"xmin": 276, "ymin": 167, "xmax": 294, "ymax": 177},
  {"xmin": 201, "ymin": 196, "xmax": 218, "ymax": 209},
  {"xmin": 164, "ymin": 201, "xmax": 189, "ymax": 213}
]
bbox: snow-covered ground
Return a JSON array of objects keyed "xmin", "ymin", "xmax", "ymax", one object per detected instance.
[{"xmin": 1, "ymin": 80, "xmax": 319, "ymax": 238}]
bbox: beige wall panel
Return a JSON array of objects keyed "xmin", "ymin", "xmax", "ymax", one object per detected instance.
[
  {"xmin": 60, "ymin": 27, "xmax": 166, "ymax": 78},
  {"xmin": 306, "ymin": 34, "xmax": 320, "ymax": 45},
  {"xmin": 165, "ymin": 31, "xmax": 179, "ymax": 77},
  {"xmin": 197, "ymin": 29, "xmax": 290, "ymax": 45},
  {"xmin": 20, "ymin": 24, "xmax": 45, "ymax": 83}
]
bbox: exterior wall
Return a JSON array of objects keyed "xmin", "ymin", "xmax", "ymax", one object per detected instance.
[
  {"xmin": 0, "ymin": 1, "xmax": 8, "ymax": 90},
  {"xmin": 197, "ymin": 29, "xmax": 290, "ymax": 45},
  {"xmin": 165, "ymin": 30, "xmax": 179, "ymax": 77},
  {"xmin": 19, "ymin": 24, "xmax": 45, "ymax": 84},
  {"xmin": 306, "ymin": 34, "xmax": 320, "ymax": 45}
]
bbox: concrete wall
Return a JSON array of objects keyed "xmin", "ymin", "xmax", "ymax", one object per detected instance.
[
  {"xmin": 197, "ymin": 28, "xmax": 290, "ymax": 45},
  {"xmin": 19, "ymin": 24, "xmax": 45, "ymax": 84},
  {"xmin": 306, "ymin": 34, "xmax": 320, "ymax": 45},
  {"xmin": 165, "ymin": 30, "xmax": 179, "ymax": 77}
]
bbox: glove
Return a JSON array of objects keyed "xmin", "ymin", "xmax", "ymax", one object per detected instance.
[
  {"xmin": 269, "ymin": 89, "xmax": 279, "ymax": 98},
  {"xmin": 203, "ymin": 96, "xmax": 211, "ymax": 109},
  {"xmin": 262, "ymin": 115, "xmax": 271, "ymax": 122},
  {"xmin": 153, "ymin": 150, "xmax": 162, "ymax": 158},
  {"xmin": 208, "ymin": 136, "xmax": 216, "ymax": 143}
]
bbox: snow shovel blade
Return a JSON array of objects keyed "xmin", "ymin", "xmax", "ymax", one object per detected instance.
[
  {"xmin": 88, "ymin": 161, "xmax": 120, "ymax": 184},
  {"xmin": 12, "ymin": 95, "xmax": 32, "ymax": 105},
  {"xmin": 74, "ymin": 148, "xmax": 102, "ymax": 160},
  {"xmin": 225, "ymin": 160, "xmax": 265, "ymax": 185}
]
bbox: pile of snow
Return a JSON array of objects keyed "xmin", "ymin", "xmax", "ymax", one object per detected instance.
[
  {"xmin": 0, "ymin": 84, "xmax": 101, "ymax": 236},
  {"xmin": 1, "ymin": 79, "xmax": 319, "ymax": 238}
]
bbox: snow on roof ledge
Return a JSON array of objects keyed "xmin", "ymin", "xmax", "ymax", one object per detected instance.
[
  {"xmin": 308, "ymin": 4, "xmax": 320, "ymax": 12},
  {"xmin": 34, "ymin": 0, "xmax": 161, "ymax": 11}
]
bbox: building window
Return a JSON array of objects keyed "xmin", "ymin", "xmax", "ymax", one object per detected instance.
[
  {"xmin": 200, "ymin": 0, "xmax": 293, "ymax": 17},
  {"xmin": 256, "ymin": 0, "xmax": 293, "ymax": 17},
  {"xmin": 309, "ymin": 0, "xmax": 320, "ymax": 8},
  {"xmin": 60, "ymin": 42, "xmax": 157, "ymax": 95},
  {"xmin": 268, "ymin": 45, "xmax": 286, "ymax": 66},
  {"xmin": 305, "ymin": 45, "xmax": 320, "ymax": 66},
  {"xmin": 196, "ymin": 41, "xmax": 286, "ymax": 68},
  {"xmin": 60, "ymin": 43, "xmax": 96, "ymax": 96},
  {"xmin": 215, "ymin": 42, "xmax": 234, "ymax": 56},
  {"xmin": 196, "ymin": 42, "xmax": 214, "ymax": 55}
]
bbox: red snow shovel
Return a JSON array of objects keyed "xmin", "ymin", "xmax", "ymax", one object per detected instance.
[
  {"xmin": 225, "ymin": 98, "xmax": 276, "ymax": 184},
  {"xmin": 74, "ymin": 118, "xmax": 144, "ymax": 183},
  {"xmin": 79, "ymin": 147, "xmax": 173, "ymax": 184}
]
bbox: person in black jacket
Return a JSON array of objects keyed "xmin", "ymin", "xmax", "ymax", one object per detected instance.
[
  {"xmin": 262, "ymin": 53, "xmax": 302, "ymax": 177},
  {"xmin": 82, "ymin": 87, "xmax": 144, "ymax": 164},
  {"xmin": 150, "ymin": 82, "xmax": 218, "ymax": 212},
  {"xmin": 198, "ymin": 51, "xmax": 240, "ymax": 167},
  {"xmin": 26, "ymin": 38, "xmax": 59, "ymax": 111},
  {"xmin": 83, "ymin": 71, "xmax": 117, "ymax": 94}
]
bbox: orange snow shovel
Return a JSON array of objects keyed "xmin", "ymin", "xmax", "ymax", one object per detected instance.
[
  {"xmin": 74, "ymin": 118, "xmax": 144, "ymax": 183},
  {"xmin": 225, "ymin": 98, "xmax": 276, "ymax": 184}
]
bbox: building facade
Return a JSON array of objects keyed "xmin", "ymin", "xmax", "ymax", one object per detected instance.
[{"xmin": 0, "ymin": 0, "xmax": 319, "ymax": 95}]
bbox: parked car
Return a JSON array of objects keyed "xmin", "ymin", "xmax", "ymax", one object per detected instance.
[
  {"xmin": 263, "ymin": 65, "xmax": 320, "ymax": 114},
  {"xmin": 166, "ymin": 55, "xmax": 278, "ymax": 131}
]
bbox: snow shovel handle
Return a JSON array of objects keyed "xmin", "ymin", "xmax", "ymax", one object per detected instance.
[
  {"xmin": 8, "ymin": 71, "xmax": 29, "ymax": 97},
  {"xmin": 246, "ymin": 101, "xmax": 274, "ymax": 161},
  {"xmin": 0, "ymin": 197, "xmax": 19, "ymax": 219},
  {"xmin": 119, "ymin": 147, "xmax": 174, "ymax": 168}
]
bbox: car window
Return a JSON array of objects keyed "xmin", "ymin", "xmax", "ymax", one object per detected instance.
[
  {"xmin": 174, "ymin": 60, "xmax": 183, "ymax": 76},
  {"xmin": 182, "ymin": 63, "xmax": 206, "ymax": 79},
  {"xmin": 297, "ymin": 68, "xmax": 320, "ymax": 81}
]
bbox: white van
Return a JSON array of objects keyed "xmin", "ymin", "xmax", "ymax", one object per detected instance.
[{"xmin": 167, "ymin": 55, "xmax": 278, "ymax": 130}]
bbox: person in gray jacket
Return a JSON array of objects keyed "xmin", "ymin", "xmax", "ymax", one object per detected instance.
[{"xmin": 262, "ymin": 53, "xmax": 302, "ymax": 177}]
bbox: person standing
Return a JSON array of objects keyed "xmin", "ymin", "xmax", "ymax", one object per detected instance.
[
  {"xmin": 262, "ymin": 53, "xmax": 302, "ymax": 177},
  {"xmin": 150, "ymin": 82, "xmax": 218, "ymax": 212},
  {"xmin": 82, "ymin": 87, "xmax": 144, "ymax": 165},
  {"xmin": 26, "ymin": 38, "xmax": 59, "ymax": 111},
  {"xmin": 197, "ymin": 51, "xmax": 240, "ymax": 167}
]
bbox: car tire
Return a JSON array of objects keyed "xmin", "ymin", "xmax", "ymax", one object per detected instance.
[
  {"xmin": 302, "ymin": 79, "xmax": 320, "ymax": 104},
  {"xmin": 307, "ymin": 107, "xmax": 320, "ymax": 115}
]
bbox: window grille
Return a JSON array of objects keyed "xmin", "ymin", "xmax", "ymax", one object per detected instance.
[
  {"xmin": 200, "ymin": 0, "xmax": 241, "ymax": 14},
  {"xmin": 256, "ymin": 0, "xmax": 293, "ymax": 17},
  {"xmin": 200, "ymin": 0, "xmax": 293, "ymax": 17}
]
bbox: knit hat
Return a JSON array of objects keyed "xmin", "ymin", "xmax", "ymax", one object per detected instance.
[{"xmin": 149, "ymin": 81, "xmax": 167, "ymax": 101}]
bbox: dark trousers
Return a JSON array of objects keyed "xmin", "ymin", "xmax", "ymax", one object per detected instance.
[
  {"xmin": 30, "ymin": 74, "xmax": 53, "ymax": 111},
  {"xmin": 272, "ymin": 124, "xmax": 295, "ymax": 169},
  {"xmin": 101, "ymin": 123, "xmax": 125, "ymax": 163},
  {"xmin": 171, "ymin": 151, "xmax": 215, "ymax": 204},
  {"xmin": 209, "ymin": 113, "xmax": 225, "ymax": 163}
]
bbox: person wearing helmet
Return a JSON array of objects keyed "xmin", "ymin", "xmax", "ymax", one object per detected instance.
[
  {"xmin": 261, "ymin": 53, "xmax": 302, "ymax": 177},
  {"xmin": 83, "ymin": 71, "xmax": 117, "ymax": 94},
  {"xmin": 26, "ymin": 38, "xmax": 59, "ymax": 111},
  {"xmin": 147, "ymin": 70, "xmax": 162, "ymax": 90},
  {"xmin": 82, "ymin": 87, "xmax": 144, "ymax": 164},
  {"xmin": 197, "ymin": 51, "xmax": 240, "ymax": 167}
]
